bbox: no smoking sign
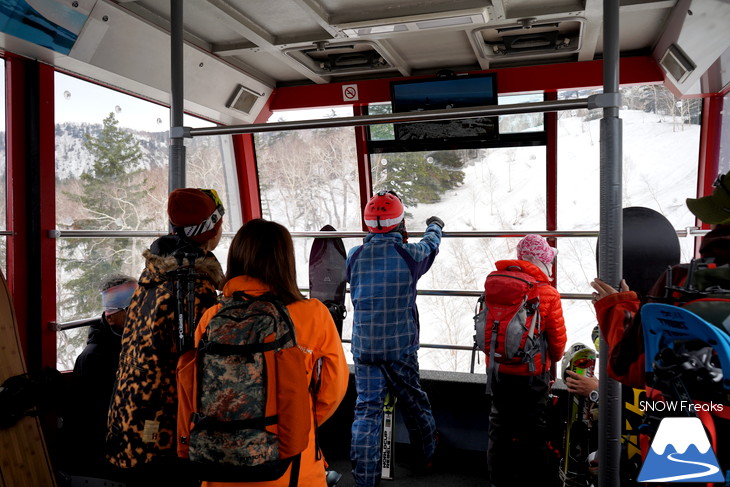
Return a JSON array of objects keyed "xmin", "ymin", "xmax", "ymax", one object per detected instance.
[{"xmin": 342, "ymin": 84, "xmax": 359, "ymax": 101}]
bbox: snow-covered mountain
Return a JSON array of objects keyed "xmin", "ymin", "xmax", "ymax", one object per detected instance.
[{"xmin": 53, "ymin": 122, "xmax": 169, "ymax": 179}]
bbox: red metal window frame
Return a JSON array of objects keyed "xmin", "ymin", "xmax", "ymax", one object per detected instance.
[{"xmin": 5, "ymin": 56, "xmax": 56, "ymax": 371}]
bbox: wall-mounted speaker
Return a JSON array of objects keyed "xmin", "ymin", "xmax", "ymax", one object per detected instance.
[
  {"xmin": 226, "ymin": 84, "xmax": 262, "ymax": 115},
  {"xmin": 660, "ymin": 43, "xmax": 696, "ymax": 84}
]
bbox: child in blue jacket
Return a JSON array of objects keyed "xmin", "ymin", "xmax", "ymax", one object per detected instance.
[{"xmin": 347, "ymin": 190, "xmax": 444, "ymax": 487}]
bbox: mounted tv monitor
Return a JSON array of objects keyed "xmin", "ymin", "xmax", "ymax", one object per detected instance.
[{"xmin": 390, "ymin": 73, "xmax": 498, "ymax": 143}]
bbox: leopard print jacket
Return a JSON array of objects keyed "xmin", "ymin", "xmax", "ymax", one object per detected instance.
[{"xmin": 106, "ymin": 236, "xmax": 224, "ymax": 468}]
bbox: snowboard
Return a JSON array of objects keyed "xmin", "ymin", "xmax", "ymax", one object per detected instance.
[
  {"xmin": 596, "ymin": 206, "xmax": 681, "ymax": 485},
  {"xmin": 381, "ymin": 392, "xmax": 397, "ymax": 481},
  {"xmin": 621, "ymin": 207, "xmax": 681, "ymax": 481},
  {"xmin": 0, "ymin": 270, "xmax": 58, "ymax": 486},
  {"xmin": 309, "ymin": 225, "xmax": 347, "ymax": 337},
  {"xmin": 620, "ymin": 206, "xmax": 681, "ymax": 297},
  {"xmin": 560, "ymin": 345, "xmax": 597, "ymax": 487}
]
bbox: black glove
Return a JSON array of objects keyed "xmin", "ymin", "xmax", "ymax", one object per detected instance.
[{"xmin": 426, "ymin": 216, "xmax": 444, "ymax": 229}]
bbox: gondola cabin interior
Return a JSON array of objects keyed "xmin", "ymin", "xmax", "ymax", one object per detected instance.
[{"xmin": 0, "ymin": 0, "xmax": 730, "ymax": 485}]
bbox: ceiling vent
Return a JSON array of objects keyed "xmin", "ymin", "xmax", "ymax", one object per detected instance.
[
  {"xmin": 473, "ymin": 18, "xmax": 583, "ymax": 60},
  {"xmin": 336, "ymin": 8, "xmax": 489, "ymax": 37},
  {"xmin": 226, "ymin": 84, "xmax": 263, "ymax": 115},
  {"xmin": 284, "ymin": 41, "xmax": 397, "ymax": 76}
]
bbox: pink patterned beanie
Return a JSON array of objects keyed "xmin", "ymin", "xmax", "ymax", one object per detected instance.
[{"xmin": 516, "ymin": 234, "xmax": 557, "ymax": 266}]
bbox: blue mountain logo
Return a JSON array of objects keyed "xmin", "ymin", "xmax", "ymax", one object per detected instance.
[{"xmin": 638, "ymin": 417, "xmax": 724, "ymax": 482}]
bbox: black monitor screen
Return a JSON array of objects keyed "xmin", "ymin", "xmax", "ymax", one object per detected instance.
[{"xmin": 390, "ymin": 74, "xmax": 498, "ymax": 142}]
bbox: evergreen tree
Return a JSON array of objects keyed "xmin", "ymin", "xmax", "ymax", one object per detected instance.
[
  {"xmin": 367, "ymin": 103, "xmax": 395, "ymax": 141},
  {"xmin": 366, "ymin": 104, "xmax": 466, "ymax": 205},
  {"xmin": 373, "ymin": 150, "xmax": 465, "ymax": 206},
  {"xmin": 59, "ymin": 113, "xmax": 150, "ymax": 320}
]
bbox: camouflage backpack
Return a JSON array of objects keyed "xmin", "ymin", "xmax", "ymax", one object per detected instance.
[{"xmin": 177, "ymin": 292, "xmax": 311, "ymax": 483}]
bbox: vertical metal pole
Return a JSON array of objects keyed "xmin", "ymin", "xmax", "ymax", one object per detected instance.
[
  {"xmin": 169, "ymin": 0, "xmax": 185, "ymax": 191},
  {"xmin": 353, "ymin": 105, "xmax": 373, "ymax": 231},
  {"xmin": 598, "ymin": 1, "xmax": 622, "ymax": 487}
]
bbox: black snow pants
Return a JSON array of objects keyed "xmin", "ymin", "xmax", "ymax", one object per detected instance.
[{"xmin": 487, "ymin": 370, "xmax": 552, "ymax": 487}]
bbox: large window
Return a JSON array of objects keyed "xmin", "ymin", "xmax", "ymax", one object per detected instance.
[
  {"xmin": 255, "ymin": 107, "xmax": 360, "ymax": 359},
  {"xmin": 361, "ymin": 94, "xmax": 549, "ymax": 372},
  {"xmin": 251, "ymin": 85, "xmax": 703, "ymax": 374},
  {"xmin": 256, "ymin": 111, "xmax": 360, "ymax": 274},
  {"xmin": 556, "ymin": 85, "xmax": 701, "ymax": 350},
  {"xmin": 54, "ymin": 73, "xmax": 238, "ymax": 369},
  {"xmin": 362, "ymin": 86, "xmax": 702, "ymax": 372},
  {"xmin": 257, "ymin": 108, "xmax": 359, "ymax": 233}
]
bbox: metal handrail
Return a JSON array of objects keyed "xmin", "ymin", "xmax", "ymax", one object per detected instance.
[
  {"xmin": 300, "ymin": 287, "xmax": 592, "ymax": 300},
  {"xmin": 50, "ymin": 317, "xmax": 99, "ymax": 332},
  {"xmin": 339, "ymin": 337, "xmax": 474, "ymax": 352},
  {"xmin": 47, "ymin": 227, "xmax": 707, "ymax": 239},
  {"xmin": 182, "ymin": 98, "xmax": 593, "ymax": 138},
  {"xmin": 48, "ymin": 223, "xmax": 695, "ymax": 335},
  {"xmin": 53, "ymin": 290, "xmax": 595, "ymax": 333}
]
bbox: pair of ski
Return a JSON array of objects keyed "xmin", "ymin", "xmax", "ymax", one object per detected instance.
[
  {"xmin": 560, "ymin": 345, "xmax": 597, "ymax": 487},
  {"xmin": 308, "ymin": 225, "xmax": 397, "ymax": 481}
]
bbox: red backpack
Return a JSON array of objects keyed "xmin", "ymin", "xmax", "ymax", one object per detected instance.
[{"xmin": 474, "ymin": 265, "xmax": 546, "ymax": 392}]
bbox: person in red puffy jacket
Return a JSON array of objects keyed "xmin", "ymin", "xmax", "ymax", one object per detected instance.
[{"xmin": 487, "ymin": 234, "xmax": 567, "ymax": 487}]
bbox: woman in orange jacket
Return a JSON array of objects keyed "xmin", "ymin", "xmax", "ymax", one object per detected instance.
[
  {"xmin": 486, "ymin": 234, "xmax": 567, "ymax": 487},
  {"xmin": 194, "ymin": 219, "xmax": 349, "ymax": 487}
]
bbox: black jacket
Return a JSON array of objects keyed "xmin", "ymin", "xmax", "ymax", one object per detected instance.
[{"xmin": 64, "ymin": 314, "xmax": 123, "ymax": 477}]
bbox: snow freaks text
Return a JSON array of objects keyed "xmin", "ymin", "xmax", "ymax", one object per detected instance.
[{"xmin": 640, "ymin": 400, "xmax": 724, "ymax": 413}]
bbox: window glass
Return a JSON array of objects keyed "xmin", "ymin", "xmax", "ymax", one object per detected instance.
[
  {"xmin": 54, "ymin": 73, "xmax": 238, "ymax": 369},
  {"xmin": 55, "ymin": 73, "xmax": 239, "ymax": 233},
  {"xmin": 558, "ymin": 85, "xmax": 699, "ymax": 237},
  {"xmin": 372, "ymin": 147, "xmax": 546, "ymax": 233},
  {"xmin": 372, "ymin": 146, "xmax": 552, "ymax": 372},
  {"xmin": 185, "ymin": 133, "xmax": 240, "ymax": 234},
  {"xmin": 413, "ymin": 295, "xmax": 481, "ymax": 373},
  {"xmin": 256, "ymin": 107, "xmax": 361, "ymax": 231},
  {"xmin": 54, "ymin": 234, "xmax": 234, "ymax": 370},
  {"xmin": 498, "ymin": 93, "xmax": 544, "ymax": 133},
  {"xmin": 368, "ymin": 103, "xmax": 393, "ymax": 141},
  {"xmin": 557, "ymin": 84, "xmax": 701, "ymax": 348}
]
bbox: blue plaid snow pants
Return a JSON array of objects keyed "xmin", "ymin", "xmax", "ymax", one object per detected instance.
[{"xmin": 350, "ymin": 351, "xmax": 437, "ymax": 487}]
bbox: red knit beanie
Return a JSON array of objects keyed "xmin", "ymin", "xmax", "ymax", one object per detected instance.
[{"xmin": 168, "ymin": 188, "xmax": 225, "ymax": 244}]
